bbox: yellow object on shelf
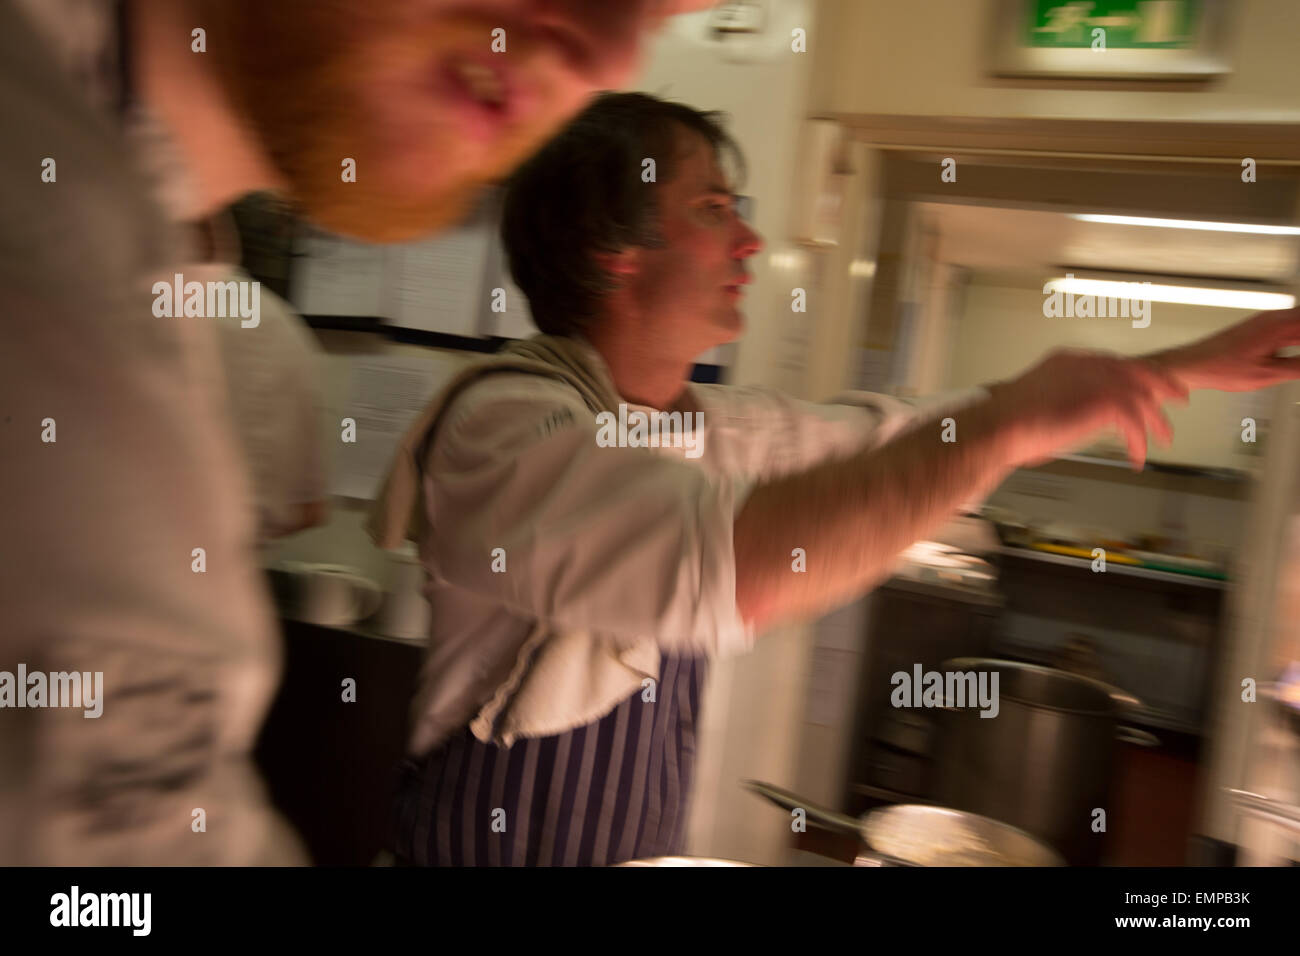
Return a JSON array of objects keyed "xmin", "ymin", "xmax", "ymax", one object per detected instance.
[{"xmin": 1028, "ymin": 542, "xmax": 1142, "ymax": 565}]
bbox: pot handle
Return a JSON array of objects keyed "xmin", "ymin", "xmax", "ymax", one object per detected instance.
[
  {"xmin": 853, "ymin": 850, "xmax": 922, "ymax": 867},
  {"xmin": 1116, "ymin": 726, "xmax": 1160, "ymax": 747},
  {"xmin": 743, "ymin": 780, "xmax": 865, "ymax": 837},
  {"xmin": 1107, "ymin": 688, "xmax": 1143, "ymax": 710}
]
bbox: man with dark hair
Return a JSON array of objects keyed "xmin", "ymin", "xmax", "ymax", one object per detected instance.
[
  {"xmin": 502, "ymin": 92, "xmax": 747, "ymax": 336},
  {"xmin": 373, "ymin": 90, "xmax": 1300, "ymax": 865}
]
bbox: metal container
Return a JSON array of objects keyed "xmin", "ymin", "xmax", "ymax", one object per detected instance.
[
  {"xmin": 933, "ymin": 657, "xmax": 1158, "ymax": 865},
  {"xmin": 745, "ymin": 780, "xmax": 1064, "ymax": 867},
  {"xmin": 616, "ymin": 857, "xmax": 757, "ymax": 867},
  {"xmin": 862, "ymin": 803, "xmax": 1065, "ymax": 867}
]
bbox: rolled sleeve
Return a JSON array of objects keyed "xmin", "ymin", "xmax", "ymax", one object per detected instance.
[
  {"xmin": 829, "ymin": 385, "xmax": 994, "ymax": 512},
  {"xmin": 765, "ymin": 385, "xmax": 991, "ymax": 468},
  {"xmin": 796, "ymin": 386, "xmax": 994, "ymax": 512},
  {"xmin": 425, "ymin": 375, "xmax": 751, "ymax": 656},
  {"xmin": 697, "ymin": 383, "xmax": 917, "ymax": 478}
]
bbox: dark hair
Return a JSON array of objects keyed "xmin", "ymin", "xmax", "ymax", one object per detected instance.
[{"xmin": 501, "ymin": 92, "xmax": 745, "ymax": 337}]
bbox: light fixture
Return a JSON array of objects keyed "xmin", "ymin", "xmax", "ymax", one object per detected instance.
[
  {"xmin": 1070, "ymin": 214, "xmax": 1300, "ymax": 236},
  {"xmin": 769, "ymin": 250, "xmax": 805, "ymax": 271},
  {"xmin": 1044, "ymin": 275, "xmax": 1295, "ymax": 311}
]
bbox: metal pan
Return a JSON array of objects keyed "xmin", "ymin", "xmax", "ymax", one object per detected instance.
[
  {"xmin": 745, "ymin": 780, "xmax": 1065, "ymax": 867},
  {"xmin": 933, "ymin": 657, "xmax": 1157, "ymax": 865},
  {"xmin": 616, "ymin": 856, "xmax": 758, "ymax": 866}
]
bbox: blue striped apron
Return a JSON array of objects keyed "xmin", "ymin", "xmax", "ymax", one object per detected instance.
[{"xmin": 390, "ymin": 652, "xmax": 708, "ymax": 866}]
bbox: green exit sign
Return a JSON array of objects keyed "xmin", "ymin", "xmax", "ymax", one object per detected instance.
[
  {"xmin": 990, "ymin": 0, "xmax": 1231, "ymax": 78},
  {"xmin": 1026, "ymin": 0, "xmax": 1202, "ymax": 49}
]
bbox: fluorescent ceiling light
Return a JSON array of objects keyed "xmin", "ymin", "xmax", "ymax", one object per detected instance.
[
  {"xmin": 769, "ymin": 250, "xmax": 806, "ymax": 271},
  {"xmin": 1046, "ymin": 276, "xmax": 1295, "ymax": 310},
  {"xmin": 1070, "ymin": 214, "xmax": 1300, "ymax": 236}
]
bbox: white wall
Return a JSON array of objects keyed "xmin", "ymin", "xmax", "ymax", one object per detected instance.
[
  {"xmin": 947, "ymin": 273, "xmax": 1264, "ymax": 471},
  {"xmin": 638, "ymin": 3, "xmax": 818, "ymax": 394}
]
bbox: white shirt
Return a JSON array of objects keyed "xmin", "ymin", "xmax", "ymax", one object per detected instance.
[
  {"xmin": 409, "ymin": 339, "xmax": 955, "ymax": 756},
  {"xmin": 214, "ymin": 269, "xmax": 327, "ymax": 544},
  {"xmin": 0, "ymin": 0, "xmax": 301, "ymax": 863}
]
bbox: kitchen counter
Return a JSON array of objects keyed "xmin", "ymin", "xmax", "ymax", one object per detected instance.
[{"xmin": 254, "ymin": 617, "xmax": 423, "ymax": 865}]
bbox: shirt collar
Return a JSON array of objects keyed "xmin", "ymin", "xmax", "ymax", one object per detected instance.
[{"xmin": 566, "ymin": 332, "xmax": 706, "ymax": 416}]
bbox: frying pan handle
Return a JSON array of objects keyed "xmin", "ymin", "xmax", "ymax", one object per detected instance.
[
  {"xmin": 743, "ymin": 780, "xmax": 865, "ymax": 836},
  {"xmin": 853, "ymin": 850, "xmax": 922, "ymax": 867},
  {"xmin": 1107, "ymin": 688, "xmax": 1143, "ymax": 710},
  {"xmin": 1116, "ymin": 726, "xmax": 1160, "ymax": 747}
]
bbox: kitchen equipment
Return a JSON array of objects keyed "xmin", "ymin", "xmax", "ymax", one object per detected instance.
[
  {"xmin": 371, "ymin": 543, "xmax": 431, "ymax": 640},
  {"xmin": 876, "ymin": 710, "xmax": 934, "ymax": 755},
  {"xmin": 896, "ymin": 539, "xmax": 998, "ymax": 589},
  {"xmin": 864, "ymin": 743, "xmax": 928, "ymax": 795},
  {"xmin": 866, "ymin": 710, "xmax": 936, "ymax": 795},
  {"xmin": 845, "ymin": 569, "xmax": 1003, "ymax": 805},
  {"xmin": 1127, "ymin": 549, "xmax": 1227, "ymax": 579},
  {"xmin": 268, "ymin": 561, "xmax": 382, "ymax": 627},
  {"xmin": 933, "ymin": 657, "xmax": 1159, "ymax": 865},
  {"xmin": 616, "ymin": 857, "xmax": 758, "ymax": 867},
  {"xmin": 1262, "ymin": 662, "xmax": 1300, "ymax": 736},
  {"xmin": 1027, "ymin": 542, "xmax": 1142, "ymax": 565},
  {"xmin": 745, "ymin": 780, "xmax": 1064, "ymax": 866},
  {"xmin": 1055, "ymin": 632, "xmax": 1110, "ymax": 685}
]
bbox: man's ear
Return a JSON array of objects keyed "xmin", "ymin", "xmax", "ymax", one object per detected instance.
[{"xmin": 594, "ymin": 247, "xmax": 641, "ymax": 282}]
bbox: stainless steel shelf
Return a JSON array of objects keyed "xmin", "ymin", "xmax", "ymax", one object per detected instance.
[
  {"xmin": 1054, "ymin": 453, "xmax": 1253, "ymax": 483},
  {"xmin": 998, "ymin": 545, "xmax": 1227, "ymax": 590}
]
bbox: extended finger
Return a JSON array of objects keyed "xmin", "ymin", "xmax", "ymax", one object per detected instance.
[
  {"xmin": 1124, "ymin": 376, "xmax": 1177, "ymax": 447},
  {"xmin": 1141, "ymin": 401, "xmax": 1175, "ymax": 447},
  {"xmin": 1113, "ymin": 398, "xmax": 1150, "ymax": 471}
]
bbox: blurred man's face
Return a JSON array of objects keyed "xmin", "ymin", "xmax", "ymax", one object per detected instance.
[
  {"xmin": 625, "ymin": 129, "xmax": 763, "ymax": 358},
  {"xmin": 201, "ymin": 0, "xmax": 712, "ymax": 241}
]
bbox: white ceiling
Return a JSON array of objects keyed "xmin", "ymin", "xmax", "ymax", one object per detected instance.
[{"xmin": 921, "ymin": 202, "xmax": 1300, "ymax": 283}]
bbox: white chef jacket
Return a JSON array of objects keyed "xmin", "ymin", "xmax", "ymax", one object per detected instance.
[
  {"xmin": 214, "ymin": 268, "xmax": 328, "ymax": 545},
  {"xmin": 409, "ymin": 337, "xmax": 980, "ymax": 756}
]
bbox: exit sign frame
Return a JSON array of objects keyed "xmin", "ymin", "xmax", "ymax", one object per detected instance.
[{"xmin": 988, "ymin": 0, "xmax": 1234, "ymax": 80}]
